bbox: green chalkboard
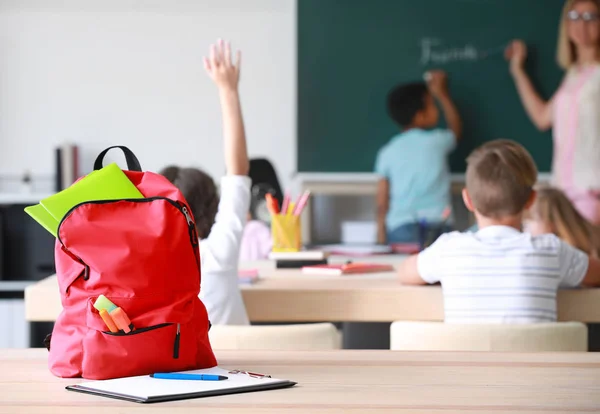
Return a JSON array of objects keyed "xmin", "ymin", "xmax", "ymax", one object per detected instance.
[{"xmin": 298, "ymin": 0, "xmax": 564, "ymax": 172}]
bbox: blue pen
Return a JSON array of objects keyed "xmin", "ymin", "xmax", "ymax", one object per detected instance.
[{"xmin": 150, "ymin": 373, "xmax": 228, "ymax": 381}]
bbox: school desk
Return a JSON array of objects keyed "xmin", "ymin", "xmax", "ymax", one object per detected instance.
[
  {"xmin": 1, "ymin": 348, "xmax": 598, "ymax": 412},
  {"xmin": 25, "ymin": 264, "xmax": 600, "ymax": 323}
]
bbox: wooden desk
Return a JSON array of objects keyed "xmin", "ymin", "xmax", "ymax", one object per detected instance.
[
  {"xmin": 25, "ymin": 261, "xmax": 600, "ymax": 323},
  {"xmin": 1, "ymin": 348, "xmax": 599, "ymax": 413}
]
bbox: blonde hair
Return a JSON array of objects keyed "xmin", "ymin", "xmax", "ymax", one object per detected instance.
[
  {"xmin": 557, "ymin": 0, "xmax": 600, "ymax": 69},
  {"xmin": 466, "ymin": 140, "xmax": 537, "ymax": 218},
  {"xmin": 531, "ymin": 187, "xmax": 600, "ymax": 257}
]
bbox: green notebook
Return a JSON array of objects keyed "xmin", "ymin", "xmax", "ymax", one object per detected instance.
[{"xmin": 26, "ymin": 163, "xmax": 144, "ymax": 237}]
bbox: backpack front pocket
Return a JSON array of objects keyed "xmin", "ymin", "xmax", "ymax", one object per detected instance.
[
  {"xmin": 81, "ymin": 321, "xmax": 198, "ymax": 380},
  {"xmin": 81, "ymin": 297, "xmax": 198, "ymax": 380}
]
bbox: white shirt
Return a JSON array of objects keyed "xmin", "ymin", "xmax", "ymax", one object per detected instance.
[
  {"xmin": 417, "ymin": 226, "xmax": 589, "ymax": 324},
  {"xmin": 199, "ymin": 175, "xmax": 251, "ymax": 325}
]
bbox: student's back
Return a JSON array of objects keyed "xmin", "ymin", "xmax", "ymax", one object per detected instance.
[
  {"xmin": 418, "ymin": 228, "xmax": 586, "ymax": 323},
  {"xmin": 377, "ymin": 128, "xmax": 454, "ymax": 230}
]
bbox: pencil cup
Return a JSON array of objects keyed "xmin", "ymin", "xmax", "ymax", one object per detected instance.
[{"xmin": 271, "ymin": 214, "xmax": 301, "ymax": 252}]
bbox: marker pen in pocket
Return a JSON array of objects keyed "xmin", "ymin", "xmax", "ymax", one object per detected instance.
[
  {"xmin": 93, "ymin": 295, "xmax": 135, "ymax": 333},
  {"xmin": 98, "ymin": 309, "xmax": 119, "ymax": 333}
]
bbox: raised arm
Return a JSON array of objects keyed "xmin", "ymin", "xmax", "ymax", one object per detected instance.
[
  {"xmin": 427, "ymin": 70, "xmax": 462, "ymax": 141},
  {"xmin": 201, "ymin": 40, "xmax": 251, "ymax": 270},
  {"xmin": 506, "ymin": 40, "xmax": 553, "ymax": 132},
  {"xmin": 204, "ymin": 39, "xmax": 249, "ymax": 176}
]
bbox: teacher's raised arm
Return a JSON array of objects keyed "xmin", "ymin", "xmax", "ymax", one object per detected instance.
[{"xmin": 507, "ymin": 0, "xmax": 600, "ymax": 225}]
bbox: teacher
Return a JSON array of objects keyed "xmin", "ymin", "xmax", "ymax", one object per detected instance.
[{"xmin": 506, "ymin": 0, "xmax": 600, "ymax": 224}]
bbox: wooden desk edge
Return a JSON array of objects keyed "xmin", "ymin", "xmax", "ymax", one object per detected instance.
[{"xmin": 23, "ymin": 275, "xmax": 600, "ymax": 323}]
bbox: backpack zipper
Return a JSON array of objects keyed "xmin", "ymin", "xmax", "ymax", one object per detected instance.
[
  {"xmin": 57, "ymin": 197, "xmax": 200, "ymax": 283},
  {"xmin": 180, "ymin": 205, "xmax": 200, "ymax": 268},
  {"xmin": 173, "ymin": 323, "xmax": 181, "ymax": 359},
  {"xmin": 103, "ymin": 322, "xmax": 172, "ymax": 336},
  {"xmin": 104, "ymin": 321, "xmax": 181, "ymax": 360}
]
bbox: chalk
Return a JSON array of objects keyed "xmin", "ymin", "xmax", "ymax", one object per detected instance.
[{"xmin": 423, "ymin": 71, "xmax": 432, "ymax": 82}]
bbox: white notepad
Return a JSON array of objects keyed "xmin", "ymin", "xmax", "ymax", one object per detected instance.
[{"xmin": 66, "ymin": 367, "xmax": 296, "ymax": 403}]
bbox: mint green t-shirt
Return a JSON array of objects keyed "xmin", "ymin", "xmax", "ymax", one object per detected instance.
[{"xmin": 374, "ymin": 128, "xmax": 456, "ymax": 230}]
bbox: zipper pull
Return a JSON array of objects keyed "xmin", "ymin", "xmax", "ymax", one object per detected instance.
[
  {"xmin": 173, "ymin": 323, "xmax": 180, "ymax": 359},
  {"xmin": 181, "ymin": 204, "xmax": 199, "ymax": 246},
  {"xmin": 181, "ymin": 206, "xmax": 194, "ymax": 226}
]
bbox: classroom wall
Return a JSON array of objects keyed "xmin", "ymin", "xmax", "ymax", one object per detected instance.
[{"xmin": 0, "ymin": 0, "xmax": 296, "ymax": 190}]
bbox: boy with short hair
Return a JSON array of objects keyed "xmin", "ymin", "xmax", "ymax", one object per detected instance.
[
  {"xmin": 376, "ymin": 71, "xmax": 462, "ymax": 244},
  {"xmin": 398, "ymin": 140, "xmax": 600, "ymax": 323}
]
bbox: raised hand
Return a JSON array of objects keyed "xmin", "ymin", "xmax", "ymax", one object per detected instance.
[
  {"xmin": 426, "ymin": 70, "xmax": 448, "ymax": 98},
  {"xmin": 203, "ymin": 39, "xmax": 241, "ymax": 91}
]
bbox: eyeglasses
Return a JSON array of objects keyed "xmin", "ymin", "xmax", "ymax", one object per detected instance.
[
  {"xmin": 228, "ymin": 370, "xmax": 271, "ymax": 379},
  {"xmin": 567, "ymin": 10, "xmax": 600, "ymax": 22}
]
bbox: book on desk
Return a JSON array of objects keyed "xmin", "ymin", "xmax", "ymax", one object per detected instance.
[{"xmin": 268, "ymin": 250, "xmax": 329, "ymax": 269}]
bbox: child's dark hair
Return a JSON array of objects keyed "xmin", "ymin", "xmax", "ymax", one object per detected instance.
[
  {"xmin": 159, "ymin": 166, "xmax": 219, "ymax": 239},
  {"xmin": 386, "ymin": 82, "xmax": 429, "ymax": 128}
]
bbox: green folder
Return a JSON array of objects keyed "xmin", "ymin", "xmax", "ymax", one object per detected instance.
[
  {"xmin": 24, "ymin": 204, "xmax": 60, "ymax": 238},
  {"xmin": 25, "ymin": 163, "xmax": 144, "ymax": 237}
]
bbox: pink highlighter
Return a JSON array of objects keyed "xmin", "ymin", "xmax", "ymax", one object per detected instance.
[{"xmin": 93, "ymin": 295, "xmax": 135, "ymax": 333}]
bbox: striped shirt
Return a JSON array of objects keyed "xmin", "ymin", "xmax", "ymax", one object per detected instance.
[{"xmin": 417, "ymin": 226, "xmax": 588, "ymax": 324}]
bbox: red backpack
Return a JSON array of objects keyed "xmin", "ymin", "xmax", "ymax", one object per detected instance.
[{"xmin": 48, "ymin": 146, "xmax": 217, "ymax": 380}]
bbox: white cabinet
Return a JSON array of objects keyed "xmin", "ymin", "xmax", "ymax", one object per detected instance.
[
  {"xmin": 0, "ymin": 282, "xmax": 34, "ymax": 348},
  {"xmin": 0, "ymin": 299, "xmax": 29, "ymax": 348}
]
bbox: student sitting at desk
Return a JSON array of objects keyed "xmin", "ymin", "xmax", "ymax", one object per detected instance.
[
  {"xmin": 160, "ymin": 39, "xmax": 249, "ymax": 325},
  {"xmin": 398, "ymin": 140, "xmax": 600, "ymax": 323},
  {"xmin": 375, "ymin": 70, "xmax": 462, "ymax": 244}
]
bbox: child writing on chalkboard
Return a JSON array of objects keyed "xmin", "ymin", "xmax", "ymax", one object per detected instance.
[
  {"xmin": 375, "ymin": 71, "xmax": 462, "ymax": 244},
  {"xmin": 160, "ymin": 39, "xmax": 250, "ymax": 326}
]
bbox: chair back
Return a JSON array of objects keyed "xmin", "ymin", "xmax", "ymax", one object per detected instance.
[
  {"xmin": 390, "ymin": 321, "xmax": 588, "ymax": 352},
  {"xmin": 209, "ymin": 323, "xmax": 342, "ymax": 350}
]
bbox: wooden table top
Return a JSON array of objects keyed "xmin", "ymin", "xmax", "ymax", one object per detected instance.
[
  {"xmin": 25, "ymin": 257, "xmax": 600, "ymax": 323},
  {"xmin": 1, "ymin": 348, "xmax": 599, "ymax": 413}
]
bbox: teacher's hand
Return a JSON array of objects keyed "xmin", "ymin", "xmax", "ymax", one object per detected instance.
[{"xmin": 505, "ymin": 40, "xmax": 527, "ymax": 75}]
